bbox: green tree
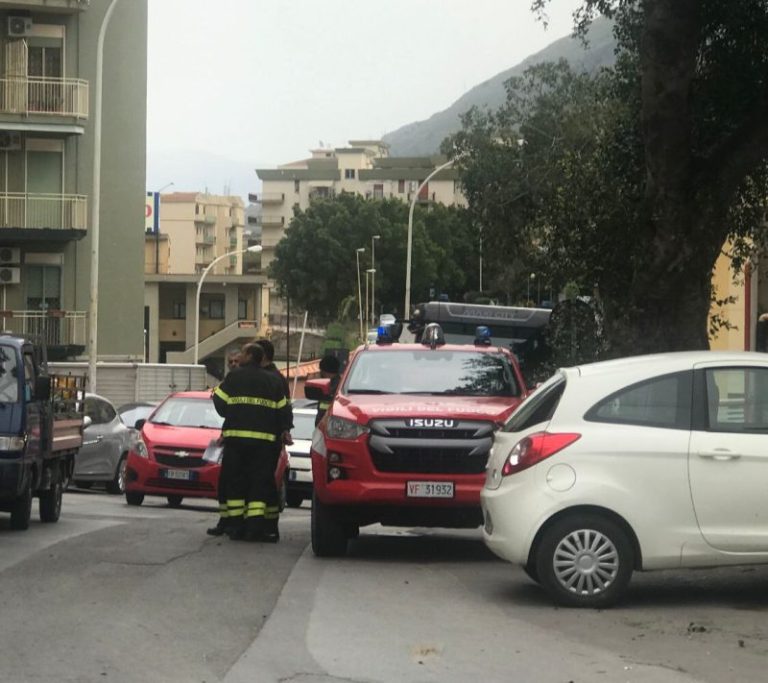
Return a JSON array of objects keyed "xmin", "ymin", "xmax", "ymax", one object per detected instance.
[
  {"xmin": 268, "ymin": 193, "xmax": 479, "ymax": 321},
  {"xmin": 451, "ymin": 1, "xmax": 768, "ymax": 355}
]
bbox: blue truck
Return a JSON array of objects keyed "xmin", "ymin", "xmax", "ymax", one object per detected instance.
[{"xmin": 0, "ymin": 335, "xmax": 85, "ymax": 530}]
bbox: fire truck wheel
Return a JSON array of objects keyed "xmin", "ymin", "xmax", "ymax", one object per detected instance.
[{"xmin": 311, "ymin": 493, "xmax": 348, "ymax": 557}]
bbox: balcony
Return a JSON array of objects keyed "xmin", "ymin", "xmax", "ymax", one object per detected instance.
[
  {"xmin": 0, "ymin": 193, "xmax": 87, "ymax": 232},
  {"xmin": 0, "ymin": 1, "xmax": 88, "ymax": 11},
  {"xmin": 255, "ymin": 192, "xmax": 285, "ymax": 205},
  {"xmin": 0, "ymin": 77, "xmax": 89, "ymax": 119},
  {"xmin": 0, "ymin": 309, "xmax": 86, "ymax": 351},
  {"xmin": 194, "ymin": 214, "xmax": 216, "ymax": 225},
  {"xmin": 259, "ymin": 215, "xmax": 285, "ymax": 227}
]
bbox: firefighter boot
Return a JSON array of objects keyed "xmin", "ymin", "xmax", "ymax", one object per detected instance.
[
  {"xmin": 206, "ymin": 517, "xmax": 229, "ymax": 536},
  {"xmin": 263, "ymin": 517, "xmax": 280, "ymax": 543},
  {"xmin": 244, "ymin": 517, "xmax": 266, "ymax": 542},
  {"xmin": 226, "ymin": 518, "xmax": 246, "ymax": 541}
]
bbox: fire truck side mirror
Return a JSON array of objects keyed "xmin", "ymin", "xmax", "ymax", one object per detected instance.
[{"xmin": 305, "ymin": 378, "xmax": 332, "ymax": 401}]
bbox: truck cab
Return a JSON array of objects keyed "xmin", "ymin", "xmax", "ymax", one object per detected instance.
[
  {"xmin": 306, "ymin": 324, "xmax": 528, "ymax": 556},
  {"xmin": 0, "ymin": 335, "xmax": 84, "ymax": 530}
]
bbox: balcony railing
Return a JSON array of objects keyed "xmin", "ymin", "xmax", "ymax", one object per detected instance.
[
  {"xmin": 256, "ymin": 192, "xmax": 285, "ymax": 204},
  {"xmin": 259, "ymin": 215, "xmax": 285, "ymax": 226},
  {"xmin": 0, "ymin": 193, "xmax": 87, "ymax": 230},
  {"xmin": 0, "ymin": 309, "xmax": 86, "ymax": 346},
  {"xmin": 0, "ymin": 77, "xmax": 89, "ymax": 118}
]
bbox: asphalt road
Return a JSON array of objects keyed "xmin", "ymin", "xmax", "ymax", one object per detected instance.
[{"xmin": 1, "ymin": 493, "xmax": 767, "ymax": 683}]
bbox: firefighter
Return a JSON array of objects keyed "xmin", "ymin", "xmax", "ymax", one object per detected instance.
[
  {"xmin": 213, "ymin": 343, "xmax": 291, "ymax": 542},
  {"xmin": 315, "ymin": 354, "xmax": 341, "ymax": 426},
  {"xmin": 206, "ymin": 348, "xmax": 243, "ymax": 537},
  {"xmin": 255, "ymin": 338, "xmax": 294, "ymax": 540}
]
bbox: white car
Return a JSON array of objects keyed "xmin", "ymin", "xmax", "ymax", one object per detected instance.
[
  {"xmin": 482, "ymin": 351, "xmax": 768, "ymax": 608},
  {"xmin": 286, "ymin": 405, "xmax": 318, "ymax": 508}
]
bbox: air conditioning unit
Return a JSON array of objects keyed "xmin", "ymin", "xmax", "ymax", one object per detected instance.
[
  {"xmin": 0, "ymin": 267, "xmax": 20, "ymax": 285},
  {"xmin": 0, "ymin": 247, "xmax": 20, "ymax": 264},
  {"xmin": 7, "ymin": 16, "xmax": 32, "ymax": 38},
  {"xmin": 0, "ymin": 132, "xmax": 22, "ymax": 151}
]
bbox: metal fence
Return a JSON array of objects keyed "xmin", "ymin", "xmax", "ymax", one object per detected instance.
[
  {"xmin": 0, "ymin": 310, "xmax": 87, "ymax": 346},
  {"xmin": 0, "ymin": 77, "xmax": 89, "ymax": 118},
  {"xmin": 0, "ymin": 193, "xmax": 88, "ymax": 230}
]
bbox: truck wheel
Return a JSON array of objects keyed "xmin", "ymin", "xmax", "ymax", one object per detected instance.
[
  {"xmin": 106, "ymin": 454, "xmax": 127, "ymax": 495},
  {"xmin": 286, "ymin": 491, "xmax": 304, "ymax": 508},
  {"xmin": 125, "ymin": 491, "xmax": 144, "ymax": 506},
  {"xmin": 311, "ymin": 492, "xmax": 348, "ymax": 557},
  {"xmin": 10, "ymin": 476, "xmax": 33, "ymax": 530},
  {"xmin": 167, "ymin": 495, "xmax": 183, "ymax": 508},
  {"xmin": 39, "ymin": 471, "xmax": 63, "ymax": 523}
]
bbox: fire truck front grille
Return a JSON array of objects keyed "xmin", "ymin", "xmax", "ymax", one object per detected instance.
[{"xmin": 368, "ymin": 419, "xmax": 494, "ymax": 475}]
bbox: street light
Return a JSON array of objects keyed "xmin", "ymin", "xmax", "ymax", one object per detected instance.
[
  {"xmin": 87, "ymin": 0, "xmax": 121, "ymax": 394},
  {"xmin": 355, "ymin": 247, "xmax": 365, "ymax": 340},
  {"xmin": 404, "ymin": 157, "xmax": 459, "ymax": 318},
  {"xmin": 370, "ymin": 234, "xmax": 380, "ymax": 326},
  {"xmin": 365, "ymin": 268, "xmax": 375, "ymax": 333},
  {"xmin": 194, "ymin": 245, "xmax": 262, "ymax": 364}
]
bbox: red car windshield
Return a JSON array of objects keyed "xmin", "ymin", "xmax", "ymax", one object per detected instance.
[
  {"xmin": 150, "ymin": 397, "xmax": 223, "ymax": 429},
  {"xmin": 345, "ymin": 350, "xmax": 521, "ymax": 397}
]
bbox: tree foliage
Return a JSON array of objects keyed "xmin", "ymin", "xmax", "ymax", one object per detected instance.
[
  {"xmin": 268, "ymin": 193, "xmax": 480, "ymax": 322},
  {"xmin": 449, "ymin": 0, "xmax": 768, "ymax": 355}
]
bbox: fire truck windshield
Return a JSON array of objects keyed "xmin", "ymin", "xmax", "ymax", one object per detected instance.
[{"xmin": 344, "ymin": 350, "xmax": 521, "ymax": 397}]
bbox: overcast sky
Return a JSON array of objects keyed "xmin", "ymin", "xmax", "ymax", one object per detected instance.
[{"xmin": 146, "ymin": 0, "xmax": 583, "ymax": 196}]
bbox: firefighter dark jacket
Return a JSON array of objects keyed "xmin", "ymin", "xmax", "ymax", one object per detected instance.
[{"xmin": 213, "ymin": 364, "xmax": 291, "ymax": 443}]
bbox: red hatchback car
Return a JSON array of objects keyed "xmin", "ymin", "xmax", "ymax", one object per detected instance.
[{"xmin": 124, "ymin": 391, "xmax": 289, "ymax": 508}]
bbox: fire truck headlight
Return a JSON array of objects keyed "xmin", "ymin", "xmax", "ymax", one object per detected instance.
[{"xmin": 326, "ymin": 416, "xmax": 369, "ymax": 440}]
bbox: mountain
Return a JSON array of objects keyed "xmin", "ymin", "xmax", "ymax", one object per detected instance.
[
  {"xmin": 146, "ymin": 148, "xmax": 266, "ymax": 202},
  {"xmin": 382, "ymin": 18, "xmax": 616, "ymax": 156}
]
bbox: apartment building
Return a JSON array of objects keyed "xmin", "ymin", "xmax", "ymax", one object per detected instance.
[
  {"xmin": 143, "ymin": 192, "xmax": 267, "ymax": 372},
  {"xmin": 254, "ymin": 140, "xmax": 466, "ymax": 270},
  {"xmin": 0, "ymin": 0, "xmax": 146, "ymax": 360}
]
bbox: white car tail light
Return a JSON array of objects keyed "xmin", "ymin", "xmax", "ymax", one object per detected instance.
[{"xmin": 501, "ymin": 432, "xmax": 581, "ymax": 477}]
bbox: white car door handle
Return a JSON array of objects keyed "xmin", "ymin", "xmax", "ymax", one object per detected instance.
[{"xmin": 698, "ymin": 449, "xmax": 741, "ymax": 461}]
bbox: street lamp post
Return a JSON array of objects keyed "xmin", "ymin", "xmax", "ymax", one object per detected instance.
[
  {"xmin": 404, "ymin": 157, "xmax": 458, "ymax": 319},
  {"xmin": 194, "ymin": 245, "xmax": 262, "ymax": 365},
  {"xmin": 355, "ymin": 247, "xmax": 365, "ymax": 340},
  {"xmin": 365, "ymin": 268, "xmax": 376, "ymax": 333},
  {"xmin": 87, "ymin": 0, "xmax": 121, "ymax": 394},
  {"xmin": 370, "ymin": 234, "xmax": 380, "ymax": 326}
]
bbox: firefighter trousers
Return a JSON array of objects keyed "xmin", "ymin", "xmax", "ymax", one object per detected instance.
[{"xmin": 220, "ymin": 439, "xmax": 280, "ymax": 538}]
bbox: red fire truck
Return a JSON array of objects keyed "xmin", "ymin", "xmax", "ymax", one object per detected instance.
[{"xmin": 305, "ymin": 324, "xmax": 528, "ymax": 556}]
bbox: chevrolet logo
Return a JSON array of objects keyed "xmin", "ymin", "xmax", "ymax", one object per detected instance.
[{"xmin": 175, "ymin": 450, "xmax": 191, "ymax": 457}]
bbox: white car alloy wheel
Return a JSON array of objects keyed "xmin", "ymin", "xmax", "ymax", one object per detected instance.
[
  {"xmin": 536, "ymin": 514, "xmax": 634, "ymax": 608},
  {"xmin": 552, "ymin": 528, "xmax": 619, "ymax": 596}
]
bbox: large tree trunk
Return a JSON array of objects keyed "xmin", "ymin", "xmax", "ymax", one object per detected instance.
[{"xmin": 617, "ymin": 0, "xmax": 711, "ymax": 354}]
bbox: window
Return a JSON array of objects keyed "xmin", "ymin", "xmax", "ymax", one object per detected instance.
[
  {"xmin": 344, "ymin": 350, "xmax": 520, "ymax": 397},
  {"xmin": 294, "ymin": 179, "xmax": 300, "ymax": 193},
  {"xmin": 703, "ymin": 367, "xmax": 768, "ymax": 433},
  {"xmin": 585, "ymin": 371, "xmax": 692, "ymax": 430},
  {"xmin": 208, "ymin": 299, "xmax": 224, "ymax": 319},
  {"xmin": 345, "ymin": 169, "xmax": 356, "ymax": 179},
  {"xmin": 22, "ymin": 351, "xmax": 35, "ymax": 397},
  {"xmin": 373, "ymin": 184, "xmax": 384, "ymax": 199},
  {"xmin": 238, "ymin": 299, "xmax": 248, "ymax": 319},
  {"xmin": 503, "ymin": 373, "xmax": 566, "ymax": 433},
  {"xmin": 172, "ymin": 301, "xmax": 186, "ymax": 319},
  {"xmin": 0, "ymin": 345, "xmax": 19, "ymax": 403},
  {"xmin": 85, "ymin": 397, "xmax": 116, "ymax": 425},
  {"xmin": 398, "ymin": 179, "xmax": 405, "ymax": 193}
]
